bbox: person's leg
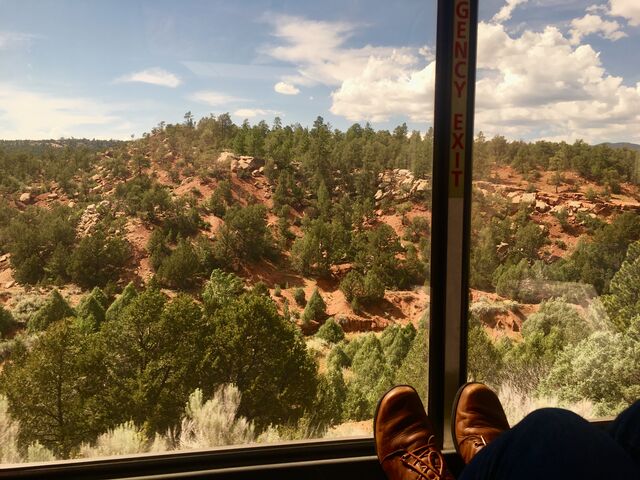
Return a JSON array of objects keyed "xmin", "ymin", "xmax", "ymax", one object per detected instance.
[
  {"xmin": 608, "ymin": 400, "xmax": 640, "ymax": 467},
  {"xmin": 459, "ymin": 408, "xmax": 640, "ymax": 480}
]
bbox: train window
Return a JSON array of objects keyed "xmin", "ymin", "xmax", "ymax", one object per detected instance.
[
  {"xmin": 468, "ymin": 0, "xmax": 640, "ymax": 424},
  {"xmin": 0, "ymin": 0, "xmax": 436, "ymax": 468}
]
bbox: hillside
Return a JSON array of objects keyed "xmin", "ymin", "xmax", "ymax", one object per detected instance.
[
  {"xmin": 1, "ymin": 119, "xmax": 640, "ymax": 459},
  {"xmin": 599, "ymin": 142, "xmax": 640, "ymax": 152},
  {"xmin": 1, "ymin": 128, "xmax": 640, "ymax": 339}
]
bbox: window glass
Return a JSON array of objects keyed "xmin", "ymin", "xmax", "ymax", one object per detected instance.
[
  {"xmin": 0, "ymin": 0, "xmax": 435, "ymax": 463},
  {"xmin": 469, "ymin": 0, "xmax": 640, "ymax": 423}
]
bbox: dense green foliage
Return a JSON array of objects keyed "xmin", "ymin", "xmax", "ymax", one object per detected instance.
[
  {"xmin": 315, "ymin": 318, "xmax": 345, "ymax": 344},
  {"xmin": 0, "ymin": 306, "xmax": 16, "ymax": 338},
  {"xmin": 29, "ymin": 289, "xmax": 75, "ymax": 332},
  {"xmin": 302, "ymin": 288, "xmax": 326, "ymax": 324},
  {"xmin": 2, "ymin": 117, "xmax": 640, "ymax": 459},
  {"xmin": 1, "ymin": 284, "xmax": 319, "ymax": 455}
]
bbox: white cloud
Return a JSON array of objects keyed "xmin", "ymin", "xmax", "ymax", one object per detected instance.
[
  {"xmin": 233, "ymin": 108, "xmax": 279, "ymax": 118},
  {"xmin": 0, "ymin": 31, "xmax": 39, "ymax": 50},
  {"xmin": 264, "ymin": 14, "xmax": 415, "ymax": 88},
  {"xmin": 569, "ymin": 14, "xmax": 626, "ymax": 43},
  {"xmin": 474, "ymin": 21, "xmax": 640, "ymax": 142},
  {"xmin": 274, "ymin": 81, "xmax": 300, "ymax": 95},
  {"xmin": 189, "ymin": 90, "xmax": 244, "ymax": 106},
  {"xmin": 609, "ymin": 0, "xmax": 640, "ymax": 26},
  {"xmin": 117, "ymin": 68, "xmax": 181, "ymax": 88},
  {"xmin": 264, "ymin": 15, "xmax": 431, "ymax": 122},
  {"xmin": 492, "ymin": 0, "xmax": 528, "ymax": 23},
  {"xmin": 265, "ymin": 11, "xmax": 640, "ymax": 143},
  {"xmin": 330, "ymin": 54, "xmax": 435, "ymax": 123},
  {"xmin": 0, "ymin": 84, "xmax": 132, "ymax": 139}
]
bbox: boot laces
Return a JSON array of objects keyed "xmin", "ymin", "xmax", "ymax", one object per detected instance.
[
  {"xmin": 399, "ymin": 435, "xmax": 448, "ymax": 479},
  {"xmin": 459, "ymin": 434, "xmax": 487, "ymax": 451}
]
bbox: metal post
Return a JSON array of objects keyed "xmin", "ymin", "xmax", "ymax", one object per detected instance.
[{"xmin": 429, "ymin": 0, "xmax": 478, "ymax": 448}]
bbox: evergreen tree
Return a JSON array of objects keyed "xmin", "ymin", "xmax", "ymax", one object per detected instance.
[
  {"xmin": 2, "ymin": 320, "xmax": 108, "ymax": 458},
  {"xmin": 29, "ymin": 289, "xmax": 75, "ymax": 332},
  {"xmin": 302, "ymin": 288, "xmax": 326, "ymax": 324},
  {"xmin": 202, "ymin": 269, "xmax": 245, "ymax": 315},
  {"xmin": 315, "ymin": 318, "xmax": 345, "ymax": 344},
  {"xmin": 205, "ymin": 294, "xmax": 318, "ymax": 431},
  {"xmin": 105, "ymin": 282, "xmax": 137, "ymax": 323},
  {"xmin": 308, "ymin": 369, "xmax": 347, "ymax": 430},
  {"xmin": 157, "ymin": 238, "xmax": 200, "ymax": 289},
  {"xmin": 603, "ymin": 240, "xmax": 640, "ymax": 333},
  {"xmin": 76, "ymin": 294, "xmax": 106, "ymax": 332},
  {"xmin": 101, "ymin": 291, "xmax": 205, "ymax": 435},
  {"xmin": 0, "ymin": 306, "xmax": 16, "ymax": 338}
]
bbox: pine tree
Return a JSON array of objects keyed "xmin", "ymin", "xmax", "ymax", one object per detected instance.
[
  {"xmin": 603, "ymin": 240, "xmax": 640, "ymax": 333},
  {"xmin": 315, "ymin": 318, "xmax": 345, "ymax": 344},
  {"xmin": 76, "ymin": 294, "xmax": 106, "ymax": 332},
  {"xmin": 105, "ymin": 282, "xmax": 137, "ymax": 322},
  {"xmin": 302, "ymin": 288, "xmax": 326, "ymax": 324},
  {"xmin": 29, "ymin": 289, "xmax": 75, "ymax": 332}
]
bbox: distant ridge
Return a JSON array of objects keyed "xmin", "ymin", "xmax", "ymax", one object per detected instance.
[{"xmin": 599, "ymin": 142, "xmax": 640, "ymax": 152}]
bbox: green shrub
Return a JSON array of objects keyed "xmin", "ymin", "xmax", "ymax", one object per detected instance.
[
  {"xmin": 0, "ymin": 306, "xmax": 16, "ymax": 338},
  {"xmin": 302, "ymin": 289, "xmax": 326, "ymax": 324},
  {"xmin": 105, "ymin": 282, "xmax": 137, "ymax": 322},
  {"xmin": 202, "ymin": 269, "xmax": 245, "ymax": 314},
  {"xmin": 67, "ymin": 230, "xmax": 131, "ymax": 288},
  {"xmin": 252, "ymin": 281, "xmax": 269, "ymax": 296},
  {"xmin": 156, "ymin": 238, "xmax": 201, "ymax": 289},
  {"xmin": 29, "ymin": 290, "xmax": 75, "ymax": 332},
  {"xmin": 541, "ymin": 331, "xmax": 640, "ymax": 416},
  {"xmin": 395, "ymin": 324, "xmax": 428, "ymax": 404},
  {"xmin": 340, "ymin": 269, "xmax": 385, "ymax": 306},
  {"xmin": 293, "ymin": 288, "xmax": 306, "ymax": 307},
  {"xmin": 381, "ymin": 324, "xmax": 417, "ymax": 369},
  {"xmin": 315, "ymin": 318, "xmax": 345, "ymax": 344},
  {"xmin": 327, "ymin": 343, "xmax": 350, "ymax": 370},
  {"xmin": 76, "ymin": 294, "xmax": 106, "ymax": 331}
]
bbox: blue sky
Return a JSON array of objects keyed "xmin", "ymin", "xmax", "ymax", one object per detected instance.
[{"xmin": 1, "ymin": 0, "xmax": 639, "ymax": 143}]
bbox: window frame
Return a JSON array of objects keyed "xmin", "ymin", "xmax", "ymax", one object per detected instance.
[{"xmin": 2, "ymin": 1, "xmax": 609, "ymax": 478}]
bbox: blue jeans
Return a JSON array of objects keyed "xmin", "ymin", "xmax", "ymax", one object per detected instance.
[{"xmin": 459, "ymin": 402, "xmax": 640, "ymax": 479}]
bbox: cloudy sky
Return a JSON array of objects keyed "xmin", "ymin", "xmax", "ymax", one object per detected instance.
[{"xmin": 0, "ymin": 0, "xmax": 639, "ymax": 143}]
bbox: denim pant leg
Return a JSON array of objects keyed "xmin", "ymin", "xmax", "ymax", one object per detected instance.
[
  {"xmin": 459, "ymin": 408, "xmax": 640, "ymax": 480},
  {"xmin": 608, "ymin": 399, "xmax": 640, "ymax": 468}
]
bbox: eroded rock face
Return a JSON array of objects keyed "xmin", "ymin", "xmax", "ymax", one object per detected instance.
[
  {"xmin": 511, "ymin": 192, "xmax": 536, "ymax": 205},
  {"xmin": 77, "ymin": 200, "xmax": 110, "ymax": 237},
  {"xmin": 216, "ymin": 152, "xmax": 265, "ymax": 175},
  {"xmin": 216, "ymin": 151, "xmax": 238, "ymax": 166},
  {"xmin": 335, "ymin": 315, "xmax": 388, "ymax": 333},
  {"xmin": 376, "ymin": 170, "xmax": 430, "ymax": 203}
]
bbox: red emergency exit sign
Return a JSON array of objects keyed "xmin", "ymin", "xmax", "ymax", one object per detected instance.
[{"xmin": 450, "ymin": 0, "xmax": 470, "ymax": 197}]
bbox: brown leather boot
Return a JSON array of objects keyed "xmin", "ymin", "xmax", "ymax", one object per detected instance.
[
  {"xmin": 451, "ymin": 382, "xmax": 509, "ymax": 464},
  {"xmin": 374, "ymin": 385, "xmax": 454, "ymax": 480}
]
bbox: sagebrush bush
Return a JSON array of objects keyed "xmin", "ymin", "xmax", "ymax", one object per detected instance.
[
  {"xmin": 178, "ymin": 386, "xmax": 255, "ymax": 450},
  {"xmin": 0, "ymin": 395, "xmax": 21, "ymax": 463},
  {"xmin": 78, "ymin": 422, "xmax": 147, "ymax": 458}
]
